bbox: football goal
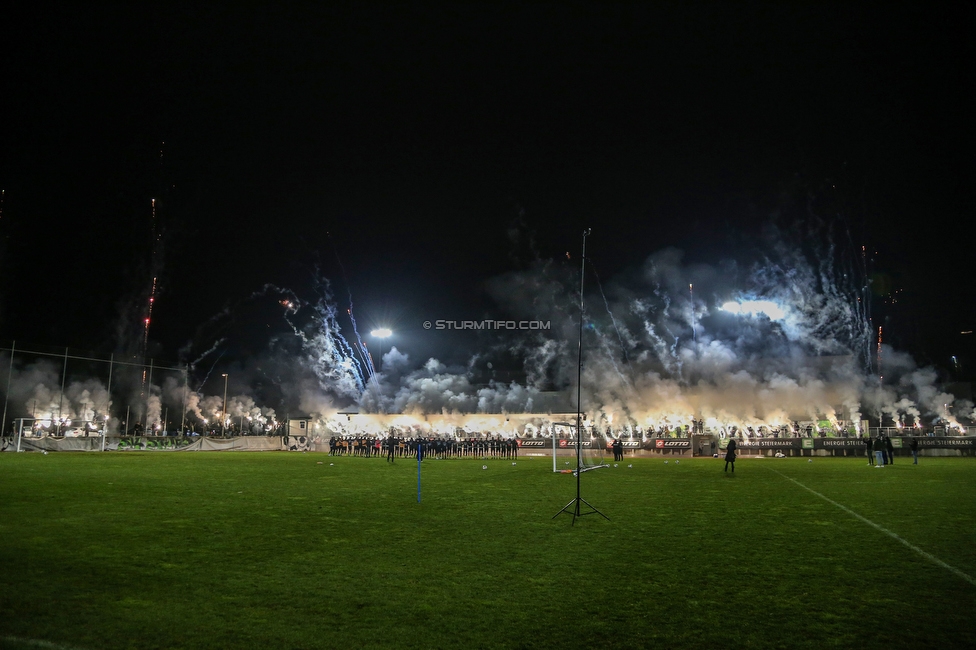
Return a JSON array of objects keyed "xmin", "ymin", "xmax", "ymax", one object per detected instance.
[{"xmin": 550, "ymin": 421, "xmax": 608, "ymax": 473}]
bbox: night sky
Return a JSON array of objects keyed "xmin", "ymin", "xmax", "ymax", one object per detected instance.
[{"xmin": 1, "ymin": 3, "xmax": 973, "ymax": 384}]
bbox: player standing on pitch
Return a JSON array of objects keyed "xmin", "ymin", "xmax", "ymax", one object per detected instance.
[{"xmin": 724, "ymin": 437, "xmax": 738, "ymax": 474}]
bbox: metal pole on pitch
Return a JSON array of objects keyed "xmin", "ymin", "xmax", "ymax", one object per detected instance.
[
  {"xmin": 102, "ymin": 353, "xmax": 113, "ymax": 452},
  {"xmin": 221, "ymin": 373, "xmax": 229, "ymax": 436},
  {"xmin": 2, "ymin": 340, "xmax": 14, "ymax": 437},
  {"xmin": 552, "ymin": 426, "xmax": 557, "ymax": 472},
  {"xmin": 553, "ymin": 228, "xmax": 608, "ymax": 524},
  {"xmin": 146, "ymin": 359, "xmax": 154, "ymax": 433},
  {"xmin": 57, "ymin": 347, "xmax": 68, "ymax": 436},
  {"xmin": 180, "ymin": 367, "xmax": 187, "ymax": 435}
]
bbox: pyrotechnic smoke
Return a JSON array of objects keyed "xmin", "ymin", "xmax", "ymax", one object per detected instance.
[
  {"xmin": 1, "ymin": 216, "xmax": 969, "ymax": 439},
  {"xmin": 335, "ymin": 220, "xmax": 967, "ymax": 436},
  {"xmin": 1, "ymin": 357, "xmax": 112, "ymax": 433}
]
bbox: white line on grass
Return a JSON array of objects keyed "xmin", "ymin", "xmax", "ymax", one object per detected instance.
[{"xmin": 768, "ymin": 468, "xmax": 976, "ymax": 587}]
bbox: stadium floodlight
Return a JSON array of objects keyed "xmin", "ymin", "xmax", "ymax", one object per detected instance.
[
  {"xmin": 370, "ymin": 328, "xmax": 393, "ymax": 373},
  {"xmin": 721, "ymin": 299, "xmax": 786, "ymax": 321}
]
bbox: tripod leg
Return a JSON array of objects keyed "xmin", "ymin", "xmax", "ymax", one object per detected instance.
[
  {"xmin": 578, "ymin": 497, "xmax": 610, "ymax": 521},
  {"xmin": 552, "ymin": 497, "xmax": 578, "ymax": 519}
]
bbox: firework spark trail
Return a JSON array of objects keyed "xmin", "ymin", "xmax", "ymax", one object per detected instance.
[
  {"xmin": 836, "ymin": 226, "xmax": 873, "ymax": 373},
  {"xmin": 816, "ymin": 233, "xmax": 869, "ymax": 356},
  {"xmin": 194, "ymin": 350, "xmax": 226, "ymax": 395},
  {"xmin": 588, "ymin": 260, "xmax": 631, "ymax": 365},
  {"xmin": 187, "ymin": 339, "xmax": 226, "ymax": 370},
  {"xmin": 249, "ymin": 283, "xmax": 301, "ymax": 305},
  {"xmin": 877, "ymin": 326, "xmax": 883, "ymax": 385},
  {"xmin": 652, "ymin": 283, "xmax": 683, "ymax": 378},
  {"xmin": 183, "ymin": 283, "xmax": 299, "ymax": 365},
  {"xmin": 353, "ymin": 313, "xmax": 376, "ymax": 379},
  {"xmin": 327, "ymin": 233, "xmax": 375, "ymax": 379},
  {"xmin": 139, "ymin": 198, "xmax": 163, "ymax": 393},
  {"xmin": 856, "ymin": 242, "xmax": 874, "ymax": 372},
  {"xmin": 352, "ymin": 341, "xmax": 372, "ymax": 376},
  {"xmin": 287, "ymin": 275, "xmax": 366, "ymax": 399},
  {"xmin": 143, "ymin": 277, "xmax": 157, "ymax": 351}
]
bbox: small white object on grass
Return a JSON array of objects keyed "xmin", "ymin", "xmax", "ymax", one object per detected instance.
[
  {"xmin": 512, "ymin": 462, "xmax": 516, "ymax": 466},
  {"xmin": 675, "ymin": 460, "xmax": 679, "ymax": 464},
  {"xmin": 482, "ymin": 465, "xmax": 488, "ymax": 470},
  {"xmin": 808, "ymin": 459, "xmax": 813, "ymax": 463},
  {"xmin": 627, "ymin": 464, "xmax": 632, "ymax": 468},
  {"xmin": 665, "ymin": 460, "xmax": 668, "ymax": 464}
]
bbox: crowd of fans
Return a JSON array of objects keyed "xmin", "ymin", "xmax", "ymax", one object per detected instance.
[
  {"xmin": 25, "ymin": 418, "xmax": 962, "ymax": 442},
  {"xmin": 328, "ymin": 435, "xmax": 520, "ymax": 459},
  {"xmin": 649, "ymin": 422, "xmax": 853, "ymax": 439}
]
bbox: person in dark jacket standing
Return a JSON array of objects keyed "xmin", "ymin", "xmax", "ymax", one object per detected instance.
[
  {"xmin": 724, "ymin": 437, "xmax": 738, "ymax": 474},
  {"xmin": 865, "ymin": 436, "xmax": 873, "ymax": 465},
  {"xmin": 873, "ymin": 436, "xmax": 885, "ymax": 467},
  {"xmin": 910, "ymin": 437, "xmax": 919, "ymax": 464},
  {"xmin": 885, "ymin": 435, "xmax": 895, "ymax": 465}
]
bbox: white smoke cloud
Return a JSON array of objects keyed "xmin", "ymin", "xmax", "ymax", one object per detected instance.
[
  {"xmin": 307, "ymin": 229, "xmax": 969, "ymax": 435},
  {"xmin": 1, "ymin": 221, "xmax": 968, "ymax": 438}
]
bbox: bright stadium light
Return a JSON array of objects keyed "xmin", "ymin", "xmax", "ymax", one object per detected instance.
[
  {"xmin": 371, "ymin": 328, "xmax": 393, "ymax": 373},
  {"xmin": 721, "ymin": 299, "xmax": 786, "ymax": 321}
]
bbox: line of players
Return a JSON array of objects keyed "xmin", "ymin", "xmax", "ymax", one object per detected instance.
[{"xmin": 327, "ymin": 435, "xmax": 520, "ymax": 459}]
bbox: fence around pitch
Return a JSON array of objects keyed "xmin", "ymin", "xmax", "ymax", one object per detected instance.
[
  {"xmin": 0, "ymin": 434, "xmax": 315, "ymax": 452},
  {"xmin": 707, "ymin": 436, "xmax": 976, "ymax": 457},
  {"xmin": 518, "ymin": 436, "xmax": 976, "ymax": 458},
  {"xmin": 3, "ymin": 435, "xmax": 974, "ymax": 457}
]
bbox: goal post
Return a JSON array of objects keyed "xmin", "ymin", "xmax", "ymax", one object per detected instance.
[{"xmin": 551, "ymin": 421, "xmax": 608, "ymax": 473}]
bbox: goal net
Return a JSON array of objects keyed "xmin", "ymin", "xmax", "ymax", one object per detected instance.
[{"xmin": 551, "ymin": 420, "xmax": 608, "ymax": 473}]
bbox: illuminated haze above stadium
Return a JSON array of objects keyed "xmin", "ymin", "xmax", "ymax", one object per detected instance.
[{"xmin": 3, "ymin": 221, "xmax": 971, "ymax": 437}]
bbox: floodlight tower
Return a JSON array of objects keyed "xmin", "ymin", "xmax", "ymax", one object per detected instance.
[{"xmin": 221, "ymin": 373, "xmax": 229, "ymax": 436}]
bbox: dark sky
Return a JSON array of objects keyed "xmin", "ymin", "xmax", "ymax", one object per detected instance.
[{"xmin": 1, "ymin": 3, "xmax": 973, "ymax": 377}]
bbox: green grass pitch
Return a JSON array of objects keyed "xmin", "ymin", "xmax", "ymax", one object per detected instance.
[{"xmin": 1, "ymin": 453, "xmax": 974, "ymax": 649}]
